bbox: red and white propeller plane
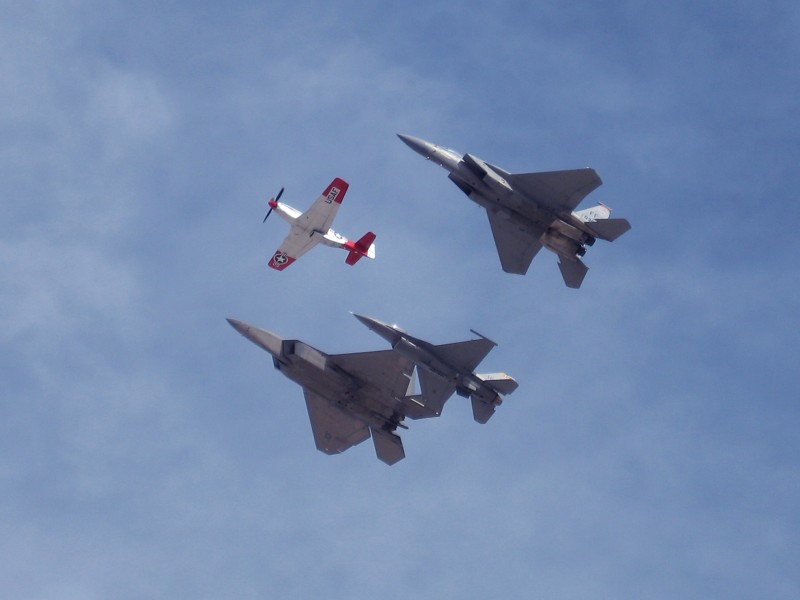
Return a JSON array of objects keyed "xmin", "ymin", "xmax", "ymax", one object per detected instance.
[{"xmin": 263, "ymin": 177, "xmax": 376, "ymax": 271}]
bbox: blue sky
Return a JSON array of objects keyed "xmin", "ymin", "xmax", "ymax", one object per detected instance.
[{"xmin": 2, "ymin": 1, "xmax": 798, "ymax": 598}]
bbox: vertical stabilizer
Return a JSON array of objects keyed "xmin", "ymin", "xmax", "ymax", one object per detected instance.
[
  {"xmin": 345, "ymin": 232, "xmax": 377, "ymax": 265},
  {"xmin": 573, "ymin": 203, "xmax": 611, "ymax": 222}
]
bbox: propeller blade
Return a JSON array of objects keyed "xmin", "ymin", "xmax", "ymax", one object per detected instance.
[{"xmin": 263, "ymin": 187, "xmax": 284, "ymax": 223}]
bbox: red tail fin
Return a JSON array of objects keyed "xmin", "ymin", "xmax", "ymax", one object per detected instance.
[{"xmin": 345, "ymin": 232, "xmax": 376, "ymax": 265}]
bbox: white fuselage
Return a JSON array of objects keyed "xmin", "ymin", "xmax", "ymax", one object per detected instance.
[{"xmin": 271, "ymin": 201, "xmax": 349, "ymax": 250}]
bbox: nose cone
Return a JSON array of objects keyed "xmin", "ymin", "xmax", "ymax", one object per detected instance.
[
  {"xmin": 351, "ymin": 313, "xmax": 404, "ymax": 343},
  {"xmin": 227, "ymin": 318, "xmax": 284, "ymax": 357},
  {"xmin": 397, "ymin": 134, "xmax": 436, "ymax": 159},
  {"xmin": 352, "ymin": 312, "xmax": 384, "ymax": 330}
]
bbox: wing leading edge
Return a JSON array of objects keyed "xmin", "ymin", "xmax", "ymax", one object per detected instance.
[{"xmin": 506, "ymin": 168, "xmax": 602, "ymax": 214}]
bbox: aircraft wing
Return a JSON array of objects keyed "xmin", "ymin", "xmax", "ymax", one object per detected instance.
[
  {"xmin": 303, "ymin": 390, "xmax": 371, "ymax": 455},
  {"xmin": 485, "ymin": 209, "xmax": 545, "ymax": 275},
  {"xmin": 410, "ymin": 338, "xmax": 496, "ymax": 414},
  {"xmin": 268, "ymin": 229, "xmax": 321, "ymax": 270},
  {"xmin": 507, "ymin": 168, "xmax": 602, "ymax": 214},
  {"xmin": 416, "ymin": 369, "xmax": 456, "ymax": 414},
  {"xmin": 297, "ymin": 177, "xmax": 349, "ymax": 234},
  {"xmin": 329, "ymin": 349, "xmax": 415, "ymax": 399},
  {"xmin": 434, "ymin": 337, "xmax": 497, "ymax": 373}
]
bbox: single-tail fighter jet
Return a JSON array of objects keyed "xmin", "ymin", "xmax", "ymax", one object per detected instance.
[
  {"xmin": 397, "ymin": 134, "xmax": 631, "ymax": 288},
  {"xmin": 262, "ymin": 177, "xmax": 376, "ymax": 270},
  {"xmin": 228, "ymin": 318, "xmax": 452, "ymax": 465},
  {"xmin": 353, "ymin": 313, "xmax": 518, "ymax": 424}
]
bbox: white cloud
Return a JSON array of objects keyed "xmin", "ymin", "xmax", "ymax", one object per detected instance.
[{"xmin": 85, "ymin": 68, "xmax": 175, "ymax": 153}]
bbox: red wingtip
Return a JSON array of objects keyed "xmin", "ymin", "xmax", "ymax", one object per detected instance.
[
  {"xmin": 268, "ymin": 251, "xmax": 296, "ymax": 271},
  {"xmin": 323, "ymin": 178, "xmax": 349, "ymax": 204}
]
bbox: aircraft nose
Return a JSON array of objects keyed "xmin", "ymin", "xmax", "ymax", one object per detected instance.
[
  {"xmin": 227, "ymin": 318, "xmax": 284, "ymax": 357},
  {"xmin": 351, "ymin": 313, "xmax": 405, "ymax": 343},
  {"xmin": 227, "ymin": 318, "xmax": 250, "ymax": 336},
  {"xmin": 397, "ymin": 134, "xmax": 435, "ymax": 158},
  {"xmin": 351, "ymin": 312, "xmax": 384, "ymax": 331}
]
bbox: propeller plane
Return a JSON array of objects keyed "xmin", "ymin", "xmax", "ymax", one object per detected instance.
[{"xmin": 263, "ymin": 178, "xmax": 376, "ymax": 270}]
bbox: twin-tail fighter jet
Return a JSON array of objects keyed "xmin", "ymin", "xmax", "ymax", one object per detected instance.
[
  {"xmin": 398, "ymin": 134, "xmax": 631, "ymax": 288},
  {"xmin": 263, "ymin": 177, "xmax": 376, "ymax": 270},
  {"xmin": 227, "ymin": 315, "xmax": 516, "ymax": 464}
]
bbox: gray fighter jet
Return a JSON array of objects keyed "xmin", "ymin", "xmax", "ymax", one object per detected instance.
[
  {"xmin": 228, "ymin": 318, "xmax": 447, "ymax": 465},
  {"xmin": 353, "ymin": 313, "xmax": 518, "ymax": 424},
  {"xmin": 398, "ymin": 134, "xmax": 631, "ymax": 288}
]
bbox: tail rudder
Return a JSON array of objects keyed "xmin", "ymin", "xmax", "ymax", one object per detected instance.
[
  {"xmin": 345, "ymin": 232, "xmax": 377, "ymax": 265},
  {"xmin": 574, "ymin": 203, "xmax": 611, "ymax": 222}
]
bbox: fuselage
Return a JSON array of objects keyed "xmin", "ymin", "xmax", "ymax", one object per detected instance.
[
  {"xmin": 392, "ymin": 336, "xmax": 501, "ymax": 405},
  {"xmin": 227, "ymin": 319, "xmax": 406, "ymax": 432},
  {"xmin": 354, "ymin": 313, "xmax": 501, "ymax": 407},
  {"xmin": 271, "ymin": 199, "xmax": 350, "ymax": 250},
  {"xmin": 277, "ymin": 342, "xmax": 409, "ymax": 432}
]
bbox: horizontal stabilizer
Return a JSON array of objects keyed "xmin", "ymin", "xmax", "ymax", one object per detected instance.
[
  {"xmin": 471, "ymin": 397, "xmax": 497, "ymax": 424},
  {"xmin": 583, "ymin": 218, "xmax": 631, "ymax": 242},
  {"xmin": 371, "ymin": 429, "xmax": 405, "ymax": 465},
  {"xmin": 345, "ymin": 231, "xmax": 377, "ymax": 265},
  {"xmin": 476, "ymin": 373, "xmax": 518, "ymax": 396},
  {"xmin": 558, "ymin": 258, "xmax": 589, "ymax": 289}
]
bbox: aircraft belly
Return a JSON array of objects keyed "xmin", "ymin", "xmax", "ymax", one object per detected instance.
[
  {"xmin": 540, "ymin": 229, "xmax": 582, "ymax": 258},
  {"xmin": 507, "ymin": 193, "xmax": 555, "ymax": 228},
  {"xmin": 292, "ymin": 366, "xmax": 401, "ymax": 427},
  {"xmin": 549, "ymin": 218, "xmax": 586, "ymax": 242},
  {"xmin": 281, "ymin": 227, "xmax": 320, "ymax": 258},
  {"xmin": 475, "ymin": 188, "xmax": 555, "ymax": 234}
]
